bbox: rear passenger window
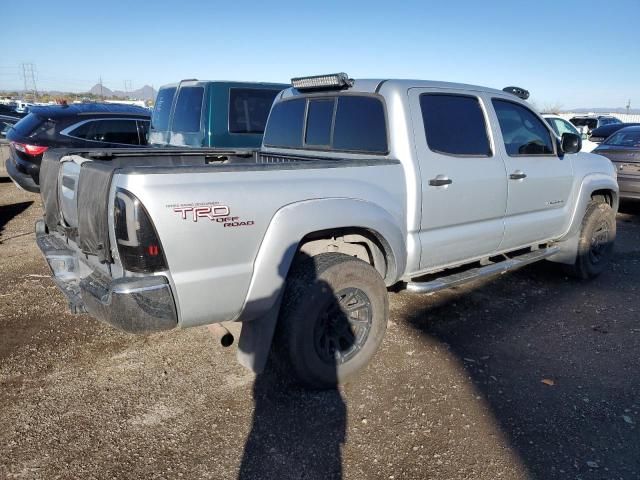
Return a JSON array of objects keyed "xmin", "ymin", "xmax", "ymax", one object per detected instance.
[
  {"xmin": 333, "ymin": 96, "xmax": 387, "ymax": 153},
  {"xmin": 229, "ymin": 88, "xmax": 281, "ymax": 134},
  {"xmin": 263, "ymin": 98, "xmax": 306, "ymax": 148},
  {"xmin": 492, "ymin": 99, "xmax": 554, "ymax": 156},
  {"xmin": 69, "ymin": 119, "xmax": 140, "ymax": 144},
  {"xmin": 172, "ymin": 86, "xmax": 204, "ymax": 133},
  {"xmin": 420, "ymin": 94, "xmax": 491, "ymax": 156},
  {"xmin": 305, "ymin": 99, "xmax": 334, "ymax": 146}
]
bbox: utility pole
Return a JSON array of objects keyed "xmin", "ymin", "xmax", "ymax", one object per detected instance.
[
  {"xmin": 124, "ymin": 79, "xmax": 132, "ymax": 98},
  {"xmin": 626, "ymin": 99, "xmax": 631, "ymax": 117},
  {"xmin": 21, "ymin": 63, "xmax": 38, "ymax": 102},
  {"xmin": 99, "ymin": 76, "xmax": 104, "ymax": 101}
]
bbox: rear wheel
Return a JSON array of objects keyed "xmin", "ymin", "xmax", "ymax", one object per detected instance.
[
  {"xmin": 567, "ymin": 199, "xmax": 616, "ymax": 279},
  {"xmin": 272, "ymin": 253, "xmax": 388, "ymax": 389}
]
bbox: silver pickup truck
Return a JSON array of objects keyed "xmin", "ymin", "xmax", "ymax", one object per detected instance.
[{"xmin": 36, "ymin": 74, "xmax": 618, "ymax": 389}]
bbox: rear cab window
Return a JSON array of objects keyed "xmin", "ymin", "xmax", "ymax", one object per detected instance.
[
  {"xmin": 264, "ymin": 95, "xmax": 388, "ymax": 154},
  {"xmin": 229, "ymin": 88, "xmax": 281, "ymax": 134}
]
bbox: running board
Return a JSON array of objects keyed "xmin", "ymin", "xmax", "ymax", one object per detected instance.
[{"xmin": 406, "ymin": 246, "xmax": 560, "ymax": 294}]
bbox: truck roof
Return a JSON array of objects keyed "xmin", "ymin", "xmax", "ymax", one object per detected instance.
[
  {"xmin": 281, "ymin": 79, "xmax": 515, "ymax": 99},
  {"xmin": 159, "ymin": 80, "xmax": 289, "ymax": 89}
]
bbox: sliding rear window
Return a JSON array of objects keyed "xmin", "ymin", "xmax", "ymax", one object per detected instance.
[{"xmin": 264, "ymin": 95, "xmax": 388, "ymax": 154}]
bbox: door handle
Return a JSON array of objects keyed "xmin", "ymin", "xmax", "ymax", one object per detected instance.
[
  {"xmin": 429, "ymin": 175, "xmax": 453, "ymax": 187},
  {"xmin": 510, "ymin": 170, "xmax": 527, "ymax": 180}
]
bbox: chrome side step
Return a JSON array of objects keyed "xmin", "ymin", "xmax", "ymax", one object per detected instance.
[{"xmin": 406, "ymin": 246, "xmax": 559, "ymax": 294}]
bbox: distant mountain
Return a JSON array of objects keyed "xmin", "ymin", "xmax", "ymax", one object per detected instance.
[{"xmin": 88, "ymin": 83, "xmax": 156, "ymax": 101}]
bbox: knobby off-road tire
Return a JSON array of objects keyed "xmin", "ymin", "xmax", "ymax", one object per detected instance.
[
  {"xmin": 567, "ymin": 199, "xmax": 616, "ymax": 279},
  {"xmin": 272, "ymin": 253, "xmax": 389, "ymax": 389}
]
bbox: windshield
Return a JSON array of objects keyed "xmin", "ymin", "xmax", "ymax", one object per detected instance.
[{"xmin": 604, "ymin": 130, "xmax": 640, "ymax": 147}]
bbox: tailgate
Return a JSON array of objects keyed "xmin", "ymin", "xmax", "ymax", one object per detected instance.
[{"xmin": 40, "ymin": 147, "xmax": 257, "ymax": 263}]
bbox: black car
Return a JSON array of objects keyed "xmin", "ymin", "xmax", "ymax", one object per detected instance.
[
  {"xmin": 6, "ymin": 103, "xmax": 150, "ymax": 192},
  {"xmin": 593, "ymin": 126, "xmax": 640, "ymax": 200},
  {"xmin": 589, "ymin": 122, "xmax": 640, "ymax": 144},
  {"xmin": 0, "ymin": 104, "xmax": 27, "ymax": 118}
]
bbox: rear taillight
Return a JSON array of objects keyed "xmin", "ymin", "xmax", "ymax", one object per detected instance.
[
  {"xmin": 12, "ymin": 142, "xmax": 48, "ymax": 156},
  {"xmin": 113, "ymin": 188, "xmax": 167, "ymax": 273}
]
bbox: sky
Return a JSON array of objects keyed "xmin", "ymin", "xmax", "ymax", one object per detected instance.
[{"xmin": 1, "ymin": 0, "xmax": 638, "ymax": 109}]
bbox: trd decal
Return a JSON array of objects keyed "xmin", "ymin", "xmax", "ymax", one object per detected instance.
[
  {"xmin": 173, "ymin": 205, "xmax": 230, "ymax": 221},
  {"xmin": 166, "ymin": 202, "xmax": 255, "ymax": 227}
]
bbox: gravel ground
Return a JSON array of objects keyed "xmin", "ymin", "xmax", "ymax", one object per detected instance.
[{"xmin": 0, "ymin": 178, "xmax": 638, "ymax": 480}]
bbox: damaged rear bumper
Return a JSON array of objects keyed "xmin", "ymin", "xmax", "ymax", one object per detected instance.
[{"xmin": 35, "ymin": 220, "xmax": 177, "ymax": 333}]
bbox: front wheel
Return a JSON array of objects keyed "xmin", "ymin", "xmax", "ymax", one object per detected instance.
[
  {"xmin": 272, "ymin": 253, "xmax": 389, "ymax": 389},
  {"xmin": 567, "ymin": 199, "xmax": 616, "ymax": 279}
]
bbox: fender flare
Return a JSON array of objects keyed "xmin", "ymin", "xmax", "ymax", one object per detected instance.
[
  {"xmin": 236, "ymin": 197, "xmax": 406, "ymax": 372},
  {"xmin": 549, "ymin": 173, "xmax": 619, "ymax": 264}
]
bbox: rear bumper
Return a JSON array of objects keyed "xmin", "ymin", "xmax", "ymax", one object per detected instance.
[
  {"xmin": 35, "ymin": 220, "xmax": 177, "ymax": 333},
  {"xmin": 6, "ymin": 157, "xmax": 40, "ymax": 193}
]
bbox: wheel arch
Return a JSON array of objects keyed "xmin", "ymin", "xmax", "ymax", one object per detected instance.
[
  {"xmin": 236, "ymin": 198, "xmax": 405, "ymax": 373},
  {"xmin": 548, "ymin": 174, "xmax": 618, "ymax": 265}
]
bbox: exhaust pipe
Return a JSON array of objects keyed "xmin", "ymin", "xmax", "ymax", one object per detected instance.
[{"xmin": 208, "ymin": 323, "xmax": 234, "ymax": 347}]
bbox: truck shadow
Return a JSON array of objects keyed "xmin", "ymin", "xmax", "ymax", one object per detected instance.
[
  {"xmin": 238, "ymin": 252, "xmax": 350, "ymax": 480},
  {"xmin": 0, "ymin": 200, "xmax": 33, "ymax": 234},
  {"xmin": 398, "ymin": 251, "xmax": 640, "ymax": 479},
  {"xmin": 238, "ymin": 366, "xmax": 346, "ymax": 480}
]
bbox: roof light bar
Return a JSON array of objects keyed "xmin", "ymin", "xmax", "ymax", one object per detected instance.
[
  {"xmin": 503, "ymin": 86, "xmax": 530, "ymax": 100},
  {"xmin": 291, "ymin": 73, "xmax": 353, "ymax": 91}
]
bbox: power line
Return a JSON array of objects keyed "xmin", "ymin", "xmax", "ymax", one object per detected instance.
[{"xmin": 21, "ymin": 63, "xmax": 38, "ymax": 101}]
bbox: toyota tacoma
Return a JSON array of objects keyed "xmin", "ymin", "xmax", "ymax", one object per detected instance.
[{"xmin": 35, "ymin": 73, "xmax": 618, "ymax": 389}]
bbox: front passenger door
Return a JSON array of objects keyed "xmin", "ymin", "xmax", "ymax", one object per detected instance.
[
  {"xmin": 491, "ymin": 98, "xmax": 574, "ymax": 250},
  {"xmin": 409, "ymin": 89, "xmax": 508, "ymax": 270}
]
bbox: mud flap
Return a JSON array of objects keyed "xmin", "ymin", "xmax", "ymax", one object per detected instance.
[{"xmin": 236, "ymin": 297, "xmax": 282, "ymax": 374}]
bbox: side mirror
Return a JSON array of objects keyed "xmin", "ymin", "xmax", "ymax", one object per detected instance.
[{"xmin": 561, "ymin": 132, "xmax": 582, "ymax": 154}]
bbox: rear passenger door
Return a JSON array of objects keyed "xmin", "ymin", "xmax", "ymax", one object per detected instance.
[
  {"xmin": 489, "ymin": 97, "xmax": 574, "ymax": 250},
  {"xmin": 409, "ymin": 89, "xmax": 508, "ymax": 270}
]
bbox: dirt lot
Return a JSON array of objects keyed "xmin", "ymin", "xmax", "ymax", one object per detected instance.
[{"xmin": 0, "ymin": 178, "xmax": 638, "ymax": 480}]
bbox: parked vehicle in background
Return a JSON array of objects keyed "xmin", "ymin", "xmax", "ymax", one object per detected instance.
[
  {"xmin": 149, "ymin": 80, "xmax": 288, "ymax": 148},
  {"xmin": 543, "ymin": 114, "xmax": 598, "ymax": 152},
  {"xmin": 593, "ymin": 126, "xmax": 640, "ymax": 200},
  {"xmin": 0, "ymin": 115, "xmax": 20, "ymax": 177},
  {"xmin": 0, "ymin": 114, "xmax": 19, "ymax": 138},
  {"xmin": 0, "ymin": 104, "xmax": 27, "ymax": 118},
  {"xmin": 589, "ymin": 122, "xmax": 640, "ymax": 144},
  {"xmin": 6, "ymin": 103, "xmax": 150, "ymax": 192},
  {"xmin": 14, "ymin": 100, "xmax": 33, "ymax": 114},
  {"xmin": 35, "ymin": 74, "xmax": 618, "ymax": 390},
  {"xmin": 570, "ymin": 115, "xmax": 622, "ymax": 136}
]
